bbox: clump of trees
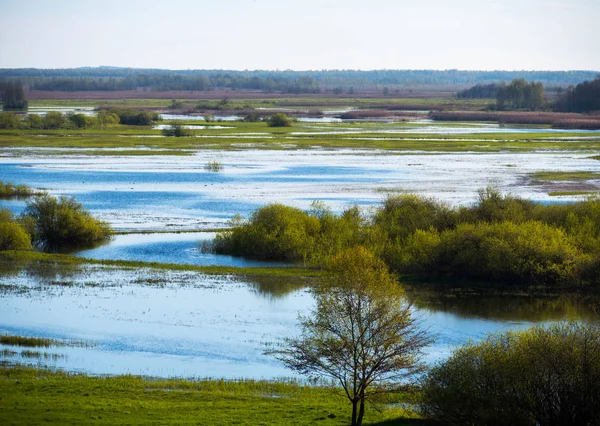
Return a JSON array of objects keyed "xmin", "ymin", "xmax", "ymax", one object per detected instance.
[
  {"xmin": 457, "ymin": 83, "xmax": 500, "ymax": 99},
  {"xmin": 420, "ymin": 322, "xmax": 600, "ymax": 426},
  {"xmin": 457, "ymin": 79, "xmax": 545, "ymax": 110},
  {"xmin": 554, "ymin": 75, "xmax": 600, "ymax": 113},
  {"xmin": 496, "ymin": 79, "xmax": 545, "ymax": 110},
  {"xmin": 206, "ymin": 189, "xmax": 600, "ymax": 287},
  {"xmin": 267, "ymin": 113, "xmax": 293, "ymax": 127},
  {"xmin": 273, "ymin": 247, "xmax": 431, "ymax": 426},
  {"xmin": 0, "ymin": 80, "xmax": 28, "ymax": 110}
]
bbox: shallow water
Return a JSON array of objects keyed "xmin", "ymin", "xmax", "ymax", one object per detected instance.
[
  {"xmin": 153, "ymin": 124, "xmax": 233, "ymax": 130},
  {"xmin": 24, "ymin": 106, "xmax": 96, "ymax": 117},
  {"xmin": 160, "ymin": 114, "xmax": 241, "ymax": 121},
  {"xmin": 1, "ymin": 265, "xmax": 596, "ymax": 378},
  {"xmin": 1, "ymin": 149, "xmax": 598, "ymax": 233},
  {"xmin": 76, "ymin": 232, "xmax": 289, "ymax": 267}
]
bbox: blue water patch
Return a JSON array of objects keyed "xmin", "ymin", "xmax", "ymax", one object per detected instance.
[{"xmin": 76, "ymin": 233, "xmax": 289, "ymax": 267}]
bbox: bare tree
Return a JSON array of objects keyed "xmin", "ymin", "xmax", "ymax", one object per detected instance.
[{"xmin": 272, "ymin": 247, "xmax": 432, "ymax": 426}]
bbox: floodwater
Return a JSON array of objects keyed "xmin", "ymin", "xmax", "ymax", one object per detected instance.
[
  {"xmin": 153, "ymin": 124, "xmax": 233, "ymax": 130},
  {"xmin": 76, "ymin": 232, "xmax": 289, "ymax": 267},
  {"xmin": 24, "ymin": 106, "xmax": 97, "ymax": 117},
  {"xmin": 1, "ymin": 264, "xmax": 597, "ymax": 378},
  {"xmin": 160, "ymin": 114, "xmax": 242, "ymax": 121},
  {"xmin": 1, "ymin": 126, "xmax": 600, "ymax": 379},
  {"xmin": 1, "ymin": 149, "xmax": 598, "ymax": 233}
]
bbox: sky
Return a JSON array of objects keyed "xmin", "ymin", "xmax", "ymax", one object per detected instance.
[{"xmin": 0, "ymin": 0, "xmax": 598, "ymax": 71}]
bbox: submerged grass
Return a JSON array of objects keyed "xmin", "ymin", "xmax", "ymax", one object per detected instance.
[
  {"xmin": 548, "ymin": 190, "xmax": 599, "ymax": 196},
  {"xmin": 531, "ymin": 171, "xmax": 600, "ymax": 181},
  {"xmin": 0, "ymin": 366, "xmax": 425, "ymax": 426},
  {"xmin": 0, "ymin": 335, "xmax": 59, "ymax": 348},
  {"xmin": 0, "ymin": 335, "xmax": 90, "ymax": 348},
  {"xmin": 2, "ymin": 123, "xmax": 600, "ymax": 153},
  {"xmin": 0, "ymin": 250, "xmax": 324, "ymax": 279}
]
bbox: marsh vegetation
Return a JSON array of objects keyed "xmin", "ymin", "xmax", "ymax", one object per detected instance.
[{"xmin": 205, "ymin": 189, "xmax": 600, "ymax": 287}]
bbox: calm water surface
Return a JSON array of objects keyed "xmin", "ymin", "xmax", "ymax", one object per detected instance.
[{"xmin": 2, "ymin": 264, "xmax": 597, "ymax": 378}]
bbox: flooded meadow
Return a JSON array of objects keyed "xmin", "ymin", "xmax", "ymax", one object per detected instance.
[
  {"xmin": 1, "ymin": 115, "xmax": 600, "ymax": 379},
  {"xmin": 2, "ymin": 261, "xmax": 598, "ymax": 378}
]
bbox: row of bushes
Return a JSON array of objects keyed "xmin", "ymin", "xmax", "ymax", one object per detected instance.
[
  {"xmin": 0, "ymin": 108, "xmax": 160, "ymax": 130},
  {"xmin": 205, "ymin": 189, "xmax": 600, "ymax": 287},
  {"xmin": 0, "ymin": 195, "xmax": 111, "ymax": 252}
]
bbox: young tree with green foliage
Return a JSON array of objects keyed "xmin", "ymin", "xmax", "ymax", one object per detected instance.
[{"xmin": 273, "ymin": 247, "xmax": 431, "ymax": 426}]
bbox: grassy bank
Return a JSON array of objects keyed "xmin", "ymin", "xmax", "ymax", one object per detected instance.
[{"xmin": 0, "ymin": 366, "xmax": 424, "ymax": 426}]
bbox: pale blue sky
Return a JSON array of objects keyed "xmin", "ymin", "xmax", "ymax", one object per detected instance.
[{"xmin": 0, "ymin": 0, "xmax": 598, "ymax": 70}]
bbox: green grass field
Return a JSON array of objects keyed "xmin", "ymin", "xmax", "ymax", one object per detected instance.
[
  {"xmin": 0, "ymin": 366, "xmax": 426, "ymax": 426},
  {"xmin": 1, "ymin": 122, "xmax": 599, "ymax": 154}
]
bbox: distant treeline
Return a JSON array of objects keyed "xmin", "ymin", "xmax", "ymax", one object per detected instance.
[
  {"xmin": 457, "ymin": 76, "xmax": 600, "ymax": 112},
  {"xmin": 0, "ymin": 67, "xmax": 597, "ymax": 92},
  {"xmin": 458, "ymin": 79, "xmax": 544, "ymax": 110},
  {"xmin": 555, "ymin": 75, "xmax": 600, "ymax": 113},
  {"xmin": 456, "ymin": 83, "xmax": 499, "ymax": 99}
]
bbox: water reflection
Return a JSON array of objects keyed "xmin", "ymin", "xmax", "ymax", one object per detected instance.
[
  {"xmin": 2, "ymin": 260, "xmax": 600, "ymax": 378},
  {"xmin": 405, "ymin": 286, "xmax": 600, "ymax": 322}
]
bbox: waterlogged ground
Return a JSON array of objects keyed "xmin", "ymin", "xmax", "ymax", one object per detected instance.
[
  {"xmin": 1, "ymin": 117, "xmax": 599, "ymax": 379},
  {"xmin": 1, "ymin": 149, "xmax": 598, "ymax": 233},
  {"xmin": 1, "ymin": 263, "xmax": 597, "ymax": 378}
]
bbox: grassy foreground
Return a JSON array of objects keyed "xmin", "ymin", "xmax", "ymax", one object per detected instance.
[{"xmin": 0, "ymin": 366, "xmax": 425, "ymax": 426}]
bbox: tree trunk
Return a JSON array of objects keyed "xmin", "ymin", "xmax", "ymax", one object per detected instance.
[
  {"xmin": 357, "ymin": 398, "xmax": 365, "ymax": 426},
  {"xmin": 351, "ymin": 399, "xmax": 358, "ymax": 426}
]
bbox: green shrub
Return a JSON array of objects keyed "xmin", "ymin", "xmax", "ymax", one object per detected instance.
[
  {"xmin": 0, "ymin": 112, "xmax": 21, "ymax": 129},
  {"xmin": 374, "ymin": 195, "xmax": 457, "ymax": 241},
  {"xmin": 21, "ymin": 195, "xmax": 112, "ymax": 251},
  {"xmin": 43, "ymin": 111, "xmax": 67, "ymax": 129},
  {"xmin": 0, "ymin": 209, "xmax": 32, "ymax": 251},
  {"xmin": 433, "ymin": 221, "xmax": 587, "ymax": 285},
  {"xmin": 21, "ymin": 114, "xmax": 44, "ymax": 129},
  {"xmin": 459, "ymin": 186, "xmax": 536, "ymax": 224},
  {"xmin": 421, "ymin": 322, "xmax": 600, "ymax": 426},
  {"xmin": 161, "ymin": 122, "xmax": 192, "ymax": 137},
  {"xmin": 267, "ymin": 113, "xmax": 292, "ymax": 127},
  {"xmin": 108, "ymin": 108, "xmax": 156, "ymax": 125},
  {"xmin": 211, "ymin": 204, "xmax": 319, "ymax": 261}
]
